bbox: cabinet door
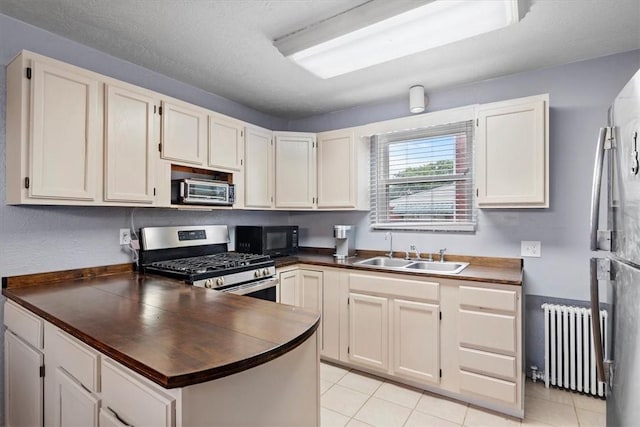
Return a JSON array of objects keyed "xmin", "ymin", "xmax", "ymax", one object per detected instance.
[
  {"xmin": 274, "ymin": 133, "xmax": 316, "ymax": 208},
  {"xmin": 476, "ymin": 95, "xmax": 548, "ymax": 207},
  {"xmin": 392, "ymin": 299, "xmax": 440, "ymax": 384},
  {"xmin": 54, "ymin": 368, "xmax": 99, "ymax": 427},
  {"xmin": 245, "ymin": 127, "xmax": 274, "ymax": 208},
  {"xmin": 321, "ymin": 269, "xmax": 343, "ymax": 359},
  {"xmin": 105, "ymin": 84, "xmax": 156, "ymax": 203},
  {"xmin": 317, "ymin": 129, "xmax": 356, "ymax": 208},
  {"xmin": 348, "ymin": 293, "xmax": 388, "ymax": 371},
  {"xmin": 299, "ymin": 270, "xmax": 323, "ymax": 311},
  {"xmin": 29, "ymin": 60, "xmax": 99, "ymax": 201},
  {"xmin": 5, "ymin": 331, "xmax": 44, "ymax": 427},
  {"xmin": 209, "ymin": 114, "xmax": 244, "ymax": 171},
  {"xmin": 161, "ymin": 100, "xmax": 207, "ymax": 165},
  {"xmin": 299, "ymin": 269, "xmax": 323, "ymax": 350},
  {"xmin": 279, "ymin": 270, "xmax": 298, "ymax": 305}
]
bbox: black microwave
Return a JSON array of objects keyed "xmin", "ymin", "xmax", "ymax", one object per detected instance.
[{"xmin": 235, "ymin": 226, "xmax": 298, "ymax": 257}]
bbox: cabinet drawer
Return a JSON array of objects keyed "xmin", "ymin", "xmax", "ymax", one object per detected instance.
[
  {"xmin": 459, "ymin": 347, "xmax": 516, "ymax": 380},
  {"xmin": 459, "ymin": 286, "xmax": 517, "ymax": 312},
  {"xmin": 460, "ymin": 370, "xmax": 517, "ymax": 405},
  {"xmin": 459, "ymin": 310, "xmax": 516, "ymax": 354},
  {"xmin": 55, "ymin": 329, "xmax": 101, "ymax": 392},
  {"xmin": 102, "ymin": 359, "xmax": 175, "ymax": 427},
  {"xmin": 4, "ymin": 301, "xmax": 43, "ymax": 349},
  {"xmin": 350, "ymin": 273, "xmax": 439, "ymax": 301}
]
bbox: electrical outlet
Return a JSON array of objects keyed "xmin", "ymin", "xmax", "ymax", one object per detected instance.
[
  {"xmin": 119, "ymin": 229, "xmax": 131, "ymax": 245},
  {"xmin": 521, "ymin": 240, "xmax": 541, "ymax": 257}
]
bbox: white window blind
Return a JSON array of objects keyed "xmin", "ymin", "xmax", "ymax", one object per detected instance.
[{"xmin": 370, "ymin": 120, "xmax": 475, "ymax": 231}]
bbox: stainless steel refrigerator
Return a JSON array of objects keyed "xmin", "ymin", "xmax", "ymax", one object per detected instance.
[{"xmin": 590, "ymin": 67, "xmax": 640, "ymax": 426}]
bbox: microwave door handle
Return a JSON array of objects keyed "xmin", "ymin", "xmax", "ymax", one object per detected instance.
[
  {"xmin": 590, "ymin": 258, "xmax": 608, "ymax": 383},
  {"xmin": 589, "ymin": 127, "xmax": 609, "ymax": 251}
]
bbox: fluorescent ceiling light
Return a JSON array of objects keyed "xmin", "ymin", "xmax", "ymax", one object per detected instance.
[{"xmin": 274, "ymin": 0, "xmax": 521, "ymax": 79}]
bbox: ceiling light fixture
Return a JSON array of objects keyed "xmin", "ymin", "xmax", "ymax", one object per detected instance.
[
  {"xmin": 274, "ymin": 0, "xmax": 522, "ymax": 79},
  {"xmin": 409, "ymin": 85, "xmax": 426, "ymax": 114}
]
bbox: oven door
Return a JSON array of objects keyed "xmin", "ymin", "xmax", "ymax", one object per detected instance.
[{"xmin": 220, "ymin": 277, "xmax": 279, "ymax": 302}]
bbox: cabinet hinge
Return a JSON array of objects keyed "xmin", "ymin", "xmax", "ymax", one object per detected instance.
[
  {"xmin": 154, "ymin": 105, "xmax": 157, "ymax": 114},
  {"xmin": 158, "ymin": 106, "xmax": 163, "ymax": 115},
  {"xmin": 347, "ymin": 298, "xmax": 350, "ymax": 305},
  {"xmin": 476, "ymin": 118, "xmax": 479, "ymax": 126},
  {"xmin": 347, "ymin": 346, "xmax": 350, "ymax": 354},
  {"xmin": 476, "ymin": 188, "xmax": 479, "ymax": 197},
  {"xmin": 240, "ymin": 130, "xmax": 244, "ymax": 138},
  {"xmin": 26, "ymin": 67, "xmax": 32, "ymax": 80},
  {"xmin": 240, "ymin": 159, "xmax": 243, "ymax": 166},
  {"xmin": 158, "ymin": 143, "xmax": 162, "ymax": 153},
  {"xmin": 25, "ymin": 177, "xmax": 30, "ymax": 189},
  {"xmin": 439, "ymin": 312, "xmax": 442, "ymax": 320},
  {"xmin": 439, "ymin": 369, "xmax": 442, "ymax": 378},
  {"xmin": 39, "ymin": 365, "xmax": 45, "ymax": 378},
  {"xmin": 153, "ymin": 188, "xmax": 156, "ymax": 196}
]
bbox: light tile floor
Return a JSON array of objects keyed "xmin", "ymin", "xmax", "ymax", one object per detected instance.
[{"xmin": 320, "ymin": 362, "xmax": 606, "ymax": 427}]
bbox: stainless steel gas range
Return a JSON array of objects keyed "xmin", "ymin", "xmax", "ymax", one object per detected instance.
[{"xmin": 138, "ymin": 225, "xmax": 278, "ymax": 301}]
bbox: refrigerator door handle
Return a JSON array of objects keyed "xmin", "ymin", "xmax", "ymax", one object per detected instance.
[
  {"xmin": 589, "ymin": 127, "xmax": 611, "ymax": 251},
  {"xmin": 590, "ymin": 257, "xmax": 610, "ymax": 383}
]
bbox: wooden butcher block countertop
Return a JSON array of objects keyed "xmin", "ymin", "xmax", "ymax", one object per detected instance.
[{"xmin": 2, "ymin": 265, "xmax": 320, "ymax": 389}]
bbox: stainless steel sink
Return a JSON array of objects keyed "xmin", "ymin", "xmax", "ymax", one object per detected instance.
[
  {"xmin": 354, "ymin": 256, "xmax": 469, "ymax": 275},
  {"xmin": 404, "ymin": 261, "xmax": 469, "ymax": 274},
  {"xmin": 355, "ymin": 257, "xmax": 413, "ymax": 268}
]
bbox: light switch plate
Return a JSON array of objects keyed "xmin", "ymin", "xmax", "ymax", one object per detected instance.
[{"xmin": 521, "ymin": 241, "xmax": 541, "ymax": 257}]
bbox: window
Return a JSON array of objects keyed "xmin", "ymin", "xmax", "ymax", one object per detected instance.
[{"xmin": 370, "ymin": 120, "xmax": 475, "ymax": 231}]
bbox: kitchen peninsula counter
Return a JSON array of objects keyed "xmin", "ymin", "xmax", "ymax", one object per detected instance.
[{"xmin": 2, "ymin": 267, "xmax": 320, "ymax": 389}]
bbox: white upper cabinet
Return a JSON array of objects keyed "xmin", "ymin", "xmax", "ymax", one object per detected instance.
[
  {"xmin": 208, "ymin": 114, "xmax": 245, "ymax": 171},
  {"xmin": 244, "ymin": 126, "xmax": 274, "ymax": 208},
  {"xmin": 317, "ymin": 129, "xmax": 356, "ymax": 208},
  {"xmin": 475, "ymin": 94, "xmax": 549, "ymax": 208},
  {"xmin": 104, "ymin": 84, "xmax": 157, "ymax": 204},
  {"xmin": 160, "ymin": 99, "xmax": 207, "ymax": 166},
  {"xmin": 8, "ymin": 56, "xmax": 101, "ymax": 203},
  {"xmin": 274, "ymin": 132, "xmax": 316, "ymax": 209}
]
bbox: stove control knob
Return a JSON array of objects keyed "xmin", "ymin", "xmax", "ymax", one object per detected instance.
[
  {"xmin": 262, "ymin": 269, "xmax": 270, "ymax": 276},
  {"xmin": 216, "ymin": 277, "xmax": 224, "ymax": 287},
  {"xmin": 254, "ymin": 270, "xmax": 262, "ymax": 278},
  {"xmin": 204, "ymin": 279, "xmax": 214, "ymax": 289}
]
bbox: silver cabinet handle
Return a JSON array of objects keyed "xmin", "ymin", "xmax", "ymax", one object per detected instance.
[
  {"xmin": 589, "ymin": 258, "xmax": 606, "ymax": 383},
  {"xmin": 589, "ymin": 128, "xmax": 609, "ymax": 250}
]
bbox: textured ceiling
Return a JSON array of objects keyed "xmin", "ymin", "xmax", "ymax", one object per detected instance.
[{"xmin": 1, "ymin": 0, "xmax": 639, "ymax": 119}]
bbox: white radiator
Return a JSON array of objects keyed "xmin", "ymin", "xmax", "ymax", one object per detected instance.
[{"xmin": 542, "ymin": 303, "xmax": 607, "ymax": 397}]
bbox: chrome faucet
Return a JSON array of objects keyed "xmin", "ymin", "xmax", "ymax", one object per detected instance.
[
  {"xmin": 438, "ymin": 248, "xmax": 447, "ymax": 263},
  {"xmin": 410, "ymin": 245, "xmax": 421, "ymax": 260},
  {"xmin": 385, "ymin": 232, "xmax": 393, "ymax": 258}
]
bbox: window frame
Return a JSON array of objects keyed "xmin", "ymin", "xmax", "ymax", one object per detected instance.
[{"xmin": 365, "ymin": 108, "xmax": 477, "ymax": 232}]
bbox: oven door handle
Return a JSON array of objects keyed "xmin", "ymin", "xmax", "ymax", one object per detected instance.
[{"xmin": 220, "ymin": 277, "xmax": 279, "ymax": 295}]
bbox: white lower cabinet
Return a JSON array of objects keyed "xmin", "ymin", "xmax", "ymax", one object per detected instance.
[
  {"xmin": 54, "ymin": 368, "xmax": 100, "ymax": 427},
  {"xmin": 4, "ymin": 301, "xmax": 45, "ymax": 427},
  {"xmin": 392, "ymin": 299, "xmax": 440, "ymax": 384},
  {"xmin": 334, "ymin": 271, "xmax": 522, "ymax": 418},
  {"xmin": 277, "ymin": 266, "xmax": 342, "ymax": 360},
  {"xmin": 347, "ymin": 273, "xmax": 440, "ymax": 380},
  {"xmin": 102, "ymin": 358, "xmax": 175, "ymax": 427},
  {"xmin": 457, "ymin": 284, "xmax": 521, "ymax": 409},
  {"xmin": 4, "ymin": 331, "xmax": 44, "ymax": 427},
  {"xmin": 348, "ymin": 293, "xmax": 389, "ymax": 371}
]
